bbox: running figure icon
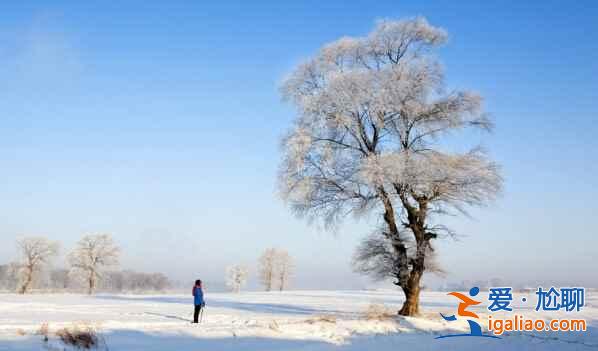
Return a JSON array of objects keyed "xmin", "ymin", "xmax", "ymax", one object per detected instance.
[{"xmin": 436, "ymin": 286, "xmax": 500, "ymax": 339}]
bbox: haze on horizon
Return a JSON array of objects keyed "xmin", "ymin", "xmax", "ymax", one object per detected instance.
[{"xmin": 1, "ymin": 0, "xmax": 596, "ymax": 290}]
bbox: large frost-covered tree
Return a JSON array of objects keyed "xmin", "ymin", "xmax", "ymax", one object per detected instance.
[
  {"xmin": 279, "ymin": 17, "xmax": 502, "ymax": 315},
  {"xmin": 16, "ymin": 237, "xmax": 60, "ymax": 294},
  {"xmin": 68, "ymin": 234, "xmax": 120, "ymax": 294}
]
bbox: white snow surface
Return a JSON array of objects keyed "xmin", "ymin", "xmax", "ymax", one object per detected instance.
[{"xmin": 0, "ymin": 290, "xmax": 595, "ymax": 350}]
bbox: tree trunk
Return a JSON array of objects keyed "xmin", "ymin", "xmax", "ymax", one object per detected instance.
[
  {"xmin": 266, "ymin": 271, "xmax": 272, "ymax": 291},
  {"xmin": 398, "ymin": 271, "xmax": 422, "ymax": 316},
  {"xmin": 18, "ymin": 267, "xmax": 33, "ymax": 294},
  {"xmin": 279, "ymin": 269, "xmax": 285, "ymax": 291},
  {"xmin": 378, "ymin": 187, "xmax": 418, "ymax": 315},
  {"xmin": 88, "ymin": 272, "xmax": 95, "ymax": 295}
]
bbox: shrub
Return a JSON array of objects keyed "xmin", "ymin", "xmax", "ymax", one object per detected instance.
[
  {"xmin": 55, "ymin": 323, "xmax": 99, "ymax": 349},
  {"xmin": 38, "ymin": 322, "xmax": 49, "ymax": 342},
  {"xmin": 363, "ymin": 303, "xmax": 396, "ymax": 320},
  {"xmin": 305, "ymin": 314, "xmax": 337, "ymax": 324}
]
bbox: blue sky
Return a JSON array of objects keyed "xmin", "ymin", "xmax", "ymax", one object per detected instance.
[{"xmin": 1, "ymin": 0, "xmax": 597, "ymax": 289}]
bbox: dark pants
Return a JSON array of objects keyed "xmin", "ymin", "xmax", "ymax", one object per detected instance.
[{"xmin": 193, "ymin": 304, "xmax": 202, "ymax": 323}]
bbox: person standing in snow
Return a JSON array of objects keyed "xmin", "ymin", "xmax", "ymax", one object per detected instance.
[{"xmin": 192, "ymin": 279, "xmax": 205, "ymax": 323}]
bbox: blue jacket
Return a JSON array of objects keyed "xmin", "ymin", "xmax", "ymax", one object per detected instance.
[{"xmin": 193, "ymin": 286, "xmax": 204, "ymax": 306}]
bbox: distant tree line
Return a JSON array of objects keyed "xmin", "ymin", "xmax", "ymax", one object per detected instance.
[
  {"xmin": 0, "ymin": 235, "xmax": 172, "ymax": 294},
  {"xmin": 0, "ymin": 266, "xmax": 171, "ymax": 293},
  {"xmin": 99, "ymin": 270, "xmax": 171, "ymax": 292},
  {"xmin": 3, "ymin": 236, "xmax": 295, "ymax": 294}
]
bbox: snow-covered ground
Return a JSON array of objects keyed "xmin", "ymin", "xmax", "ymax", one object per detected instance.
[{"xmin": 0, "ymin": 290, "xmax": 595, "ymax": 350}]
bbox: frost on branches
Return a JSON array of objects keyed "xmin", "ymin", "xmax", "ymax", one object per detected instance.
[
  {"xmin": 16, "ymin": 237, "xmax": 60, "ymax": 294},
  {"xmin": 226, "ymin": 265, "xmax": 249, "ymax": 293},
  {"xmin": 68, "ymin": 234, "xmax": 120, "ymax": 295},
  {"xmin": 279, "ymin": 17, "xmax": 502, "ymax": 316},
  {"xmin": 258, "ymin": 248, "xmax": 294, "ymax": 292}
]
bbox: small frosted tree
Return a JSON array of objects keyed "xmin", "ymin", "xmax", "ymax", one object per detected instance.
[
  {"xmin": 258, "ymin": 248, "xmax": 277, "ymax": 291},
  {"xmin": 258, "ymin": 248, "xmax": 294, "ymax": 291},
  {"xmin": 16, "ymin": 237, "xmax": 60, "ymax": 294},
  {"xmin": 225, "ymin": 265, "xmax": 248, "ymax": 293},
  {"xmin": 279, "ymin": 17, "xmax": 502, "ymax": 315},
  {"xmin": 68, "ymin": 234, "xmax": 120, "ymax": 294},
  {"xmin": 275, "ymin": 249, "xmax": 293, "ymax": 291}
]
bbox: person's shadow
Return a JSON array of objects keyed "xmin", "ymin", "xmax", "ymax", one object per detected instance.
[{"xmin": 144, "ymin": 311, "xmax": 191, "ymax": 322}]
